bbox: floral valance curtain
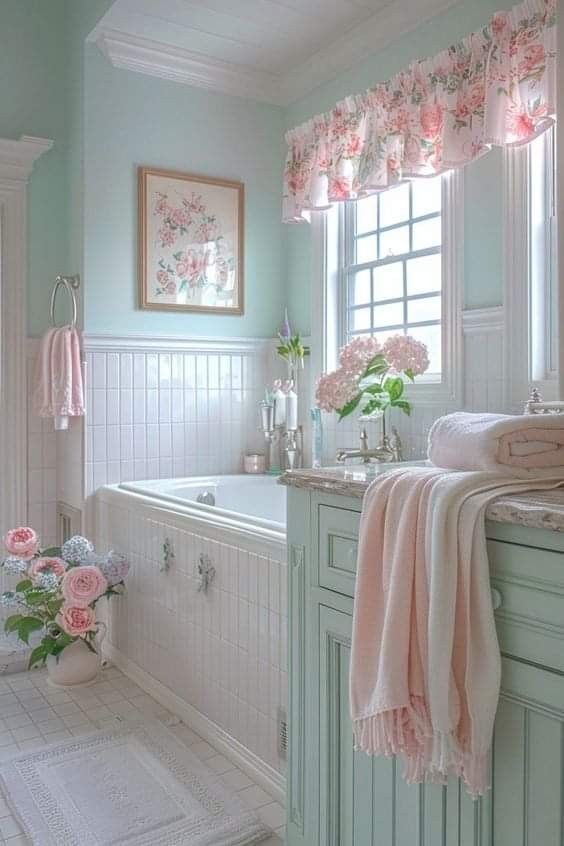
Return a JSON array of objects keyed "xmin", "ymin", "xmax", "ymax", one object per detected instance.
[{"xmin": 283, "ymin": 0, "xmax": 556, "ymax": 223}]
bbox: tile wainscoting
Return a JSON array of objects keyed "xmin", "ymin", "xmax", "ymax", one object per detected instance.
[
  {"xmin": 24, "ymin": 308, "xmax": 506, "ymax": 544},
  {"xmin": 96, "ymin": 484, "xmax": 287, "ymax": 799}
]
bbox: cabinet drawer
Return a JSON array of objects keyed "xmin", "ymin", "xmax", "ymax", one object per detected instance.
[
  {"xmin": 488, "ymin": 539, "xmax": 564, "ymax": 673},
  {"xmin": 318, "ymin": 505, "xmax": 360, "ymax": 597}
]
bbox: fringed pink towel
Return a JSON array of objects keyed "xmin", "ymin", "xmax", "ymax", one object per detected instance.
[
  {"xmin": 428, "ymin": 411, "xmax": 564, "ymax": 476},
  {"xmin": 350, "ymin": 464, "xmax": 564, "ymax": 797},
  {"xmin": 32, "ymin": 326, "xmax": 84, "ymax": 431}
]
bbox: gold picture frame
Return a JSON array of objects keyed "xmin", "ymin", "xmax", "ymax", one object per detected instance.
[{"xmin": 138, "ymin": 166, "xmax": 244, "ymax": 314}]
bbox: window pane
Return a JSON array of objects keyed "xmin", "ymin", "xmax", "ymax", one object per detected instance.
[
  {"xmin": 408, "ymin": 325, "xmax": 442, "ymax": 373},
  {"xmin": 350, "ymin": 270, "xmax": 371, "ymax": 305},
  {"xmin": 351, "ymin": 307, "xmax": 371, "ymax": 332},
  {"xmin": 406, "ymin": 254, "xmax": 441, "ymax": 296},
  {"xmin": 356, "ymin": 195, "xmax": 378, "ymax": 235},
  {"xmin": 412, "ymin": 217, "xmax": 441, "ymax": 250},
  {"xmin": 373, "ymin": 302, "xmax": 404, "ymax": 329},
  {"xmin": 412, "ymin": 176, "xmax": 442, "ymax": 217},
  {"xmin": 355, "ymin": 234, "xmax": 378, "ymax": 264},
  {"xmin": 407, "ymin": 295, "xmax": 441, "ymax": 324},
  {"xmin": 373, "ymin": 262, "xmax": 403, "ymax": 301},
  {"xmin": 380, "ymin": 183, "xmax": 410, "ymax": 227},
  {"xmin": 380, "ymin": 225, "xmax": 409, "ymax": 259}
]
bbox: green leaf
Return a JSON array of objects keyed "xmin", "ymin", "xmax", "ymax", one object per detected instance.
[
  {"xmin": 404, "ymin": 368, "xmax": 415, "ymax": 382},
  {"xmin": 336, "ymin": 392, "xmax": 362, "ymax": 421},
  {"xmin": 392, "ymin": 399, "xmax": 412, "ymax": 416},
  {"xmin": 24, "ymin": 590, "xmax": 50, "ymax": 606},
  {"xmin": 361, "ymin": 398, "xmax": 388, "ymax": 416},
  {"xmin": 51, "ymin": 633, "xmax": 74, "ymax": 656},
  {"xmin": 46, "ymin": 598, "xmax": 64, "ymax": 617},
  {"xmin": 16, "ymin": 617, "xmax": 44, "ymax": 645},
  {"xmin": 363, "ymin": 355, "xmax": 388, "ymax": 377},
  {"xmin": 383, "ymin": 377, "xmax": 404, "ymax": 402},
  {"xmin": 41, "ymin": 547, "xmax": 62, "ymax": 558},
  {"xmin": 4, "ymin": 614, "xmax": 22, "ymax": 633},
  {"xmin": 361, "ymin": 383, "xmax": 384, "ymax": 395},
  {"xmin": 15, "ymin": 579, "xmax": 32, "ymax": 593},
  {"xmin": 28, "ymin": 644, "xmax": 48, "ymax": 670}
]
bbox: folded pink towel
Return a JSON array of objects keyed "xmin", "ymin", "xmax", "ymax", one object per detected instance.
[
  {"xmin": 428, "ymin": 412, "xmax": 564, "ymax": 477},
  {"xmin": 32, "ymin": 326, "xmax": 84, "ymax": 431},
  {"xmin": 351, "ymin": 466, "xmax": 564, "ymax": 796}
]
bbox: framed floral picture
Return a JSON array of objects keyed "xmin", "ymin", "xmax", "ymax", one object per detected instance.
[{"xmin": 138, "ymin": 166, "xmax": 244, "ymax": 314}]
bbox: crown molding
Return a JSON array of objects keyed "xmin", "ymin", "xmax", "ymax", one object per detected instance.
[
  {"xmin": 93, "ymin": 28, "xmax": 283, "ymax": 105},
  {"xmin": 0, "ymin": 136, "xmax": 53, "ymax": 183},
  {"xmin": 91, "ymin": 0, "xmax": 461, "ymax": 106}
]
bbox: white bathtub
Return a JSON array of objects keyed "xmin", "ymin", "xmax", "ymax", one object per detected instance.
[
  {"xmin": 96, "ymin": 474, "xmax": 288, "ymax": 796},
  {"xmin": 119, "ymin": 475, "xmax": 286, "ymax": 538}
]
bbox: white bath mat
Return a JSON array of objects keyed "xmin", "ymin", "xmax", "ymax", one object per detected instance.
[{"xmin": 0, "ymin": 718, "xmax": 271, "ymax": 846}]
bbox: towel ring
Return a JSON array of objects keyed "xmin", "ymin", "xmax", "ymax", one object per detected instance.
[{"xmin": 50, "ymin": 275, "xmax": 79, "ymax": 328}]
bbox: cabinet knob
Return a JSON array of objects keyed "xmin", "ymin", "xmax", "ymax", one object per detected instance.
[{"xmin": 491, "ymin": 588, "xmax": 503, "ymax": 610}]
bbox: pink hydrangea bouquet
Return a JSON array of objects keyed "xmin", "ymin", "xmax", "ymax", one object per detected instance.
[
  {"xmin": 315, "ymin": 334, "xmax": 429, "ymax": 420},
  {"xmin": 1, "ymin": 529, "xmax": 129, "ymax": 669}
]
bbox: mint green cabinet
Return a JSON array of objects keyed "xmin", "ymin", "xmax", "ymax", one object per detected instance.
[{"xmin": 287, "ymin": 487, "xmax": 564, "ymax": 846}]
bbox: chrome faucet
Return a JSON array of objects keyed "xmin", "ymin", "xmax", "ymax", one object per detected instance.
[{"xmin": 336, "ymin": 426, "xmax": 404, "ymax": 465}]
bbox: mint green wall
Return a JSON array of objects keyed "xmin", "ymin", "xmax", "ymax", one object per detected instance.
[
  {"xmin": 83, "ymin": 46, "xmax": 286, "ymax": 337},
  {"xmin": 284, "ymin": 0, "xmax": 512, "ymax": 334},
  {"xmin": 0, "ymin": 0, "xmax": 68, "ymax": 337}
]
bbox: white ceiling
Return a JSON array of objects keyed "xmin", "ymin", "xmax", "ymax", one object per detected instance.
[{"xmin": 90, "ymin": 0, "xmax": 461, "ymax": 105}]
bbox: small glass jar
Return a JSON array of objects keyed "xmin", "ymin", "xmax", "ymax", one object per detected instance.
[{"xmin": 244, "ymin": 453, "xmax": 266, "ymax": 474}]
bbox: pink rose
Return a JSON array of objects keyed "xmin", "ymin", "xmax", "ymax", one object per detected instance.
[
  {"xmin": 154, "ymin": 195, "xmax": 169, "ymax": 216},
  {"xmin": 346, "ymin": 135, "xmax": 363, "ymax": 156},
  {"xmin": 62, "ymin": 565, "xmax": 107, "ymax": 606},
  {"xmin": 519, "ymin": 43, "xmax": 545, "ymax": 76},
  {"xmin": 3, "ymin": 527, "xmax": 39, "ymax": 559},
  {"xmin": 56, "ymin": 604, "xmax": 97, "ymax": 637},
  {"xmin": 158, "ymin": 226, "xmax": 176, "ymax": 247},
  {"xmin": 171, "ymin": 207, "xmax": 190, "ymax": 228},
  {"xmin": 185, "ymin": 249, "xmax": 205, "ymax": 282},
  {"xmin": 420, "ymin": 104, "xmax": 443, "ymax": 140},
  {"xmin": 163, "ymin": 280, "xmax": 177, "ymax": 295},
  {"xmin": 511, "ymin": 111, "xmax": 535, "ymax": 140},
  {"xmin": 156, "ymin": 270, "xmax": 169, "ymax": 286},
  {"xmin": 29, "ymin": 557, "xmax": 66, "ymax": 582}
]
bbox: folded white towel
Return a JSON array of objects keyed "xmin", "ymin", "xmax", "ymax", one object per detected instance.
[{"xmin": 428, "ymin": 411, "xmax": 564, "ymax": 478}]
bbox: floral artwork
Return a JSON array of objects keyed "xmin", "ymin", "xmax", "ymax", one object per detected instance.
[
  {"xmin": 283, "ymin": 0, "xmax": 555, "ymax": 222},
  {"xmin": 139, "ymin": 167, "xmax": 244, "ymax": 314}
]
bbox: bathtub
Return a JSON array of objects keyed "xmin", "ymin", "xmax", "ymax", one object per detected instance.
[
  {"xmin": 120, "ymin": 474, "xmax": 286, "ymax": 539},
  {"xmin": 95, "ymin": 474, "xmax": 287, "ymax": 800}
]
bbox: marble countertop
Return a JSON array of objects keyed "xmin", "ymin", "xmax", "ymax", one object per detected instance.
[{"xmin": 279, "ymin": 465, "xmax": 564, "ymax": 533}]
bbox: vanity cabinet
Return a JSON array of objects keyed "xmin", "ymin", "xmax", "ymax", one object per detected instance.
[{"xmin": 286, "ymin": 486, "xmax": 564, "ymax": 846}]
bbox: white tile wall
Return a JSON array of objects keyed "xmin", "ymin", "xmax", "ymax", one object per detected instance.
[
  {"xmin": 84, "ymin": 346, "xmax": 268, "ymax": 497},
  {"xmin": 96, "ymin": 488, "xmax": 288, "ymax": 776}
]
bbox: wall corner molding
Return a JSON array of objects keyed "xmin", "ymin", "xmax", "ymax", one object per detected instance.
[
  {"xmin": 0, "ymin": 136, "xmax": 52, "ymax": 536},
  {"xmin": 462, "ymin": 306, "xmax": 504, "ymax": 334},
  {"xmin": 82, "ymin": 332, "xmax": 272, "ymax": 355}
]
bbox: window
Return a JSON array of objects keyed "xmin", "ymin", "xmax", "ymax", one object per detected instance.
[
  {"xmin": 343, "ymin": 177, "xmax": 443, "ymax": 378},
  {"xmin": 529, "ymin": 126, "xmax": 557, "ymax": 383},
  {"xmin": 504, "ymin": 125, "xmax": 557, "ymax": 406}
]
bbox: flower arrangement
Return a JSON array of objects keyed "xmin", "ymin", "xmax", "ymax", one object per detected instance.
[
  {"xmin": 1, "ymin": 529, "xmax": 129, "ymax": 670},
  {"xmin": 276, "ymin": 310, "xmax": 308, "ymax": 371},
  {"xmin": 315, "ymin": 334, "xmax": 429, "ymax": 420}
]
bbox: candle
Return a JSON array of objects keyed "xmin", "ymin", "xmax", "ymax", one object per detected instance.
[
  {"xmin": 274, "ymin": 387, "xmax": 287, "ymax": 427},
  {"xmin": 286, "ymin": 387, "xmax": 298, "ymax": 430}
]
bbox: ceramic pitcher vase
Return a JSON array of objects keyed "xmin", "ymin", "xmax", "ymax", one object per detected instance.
[{"xmin": 46, "ymin": 625, "xmax": 106, "ymax": 687}]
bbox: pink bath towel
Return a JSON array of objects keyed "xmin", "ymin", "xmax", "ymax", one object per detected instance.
[
  {"xmin": 32, "ymin": 326, "xmax": 84, "ymax": 430},
  {"xmin": 351, "ymin": 465, "xmax": 564, "ymax": 796},
  {"xmin": 428, "ymin": 411, "xmax": 564, "ymax": 476}
]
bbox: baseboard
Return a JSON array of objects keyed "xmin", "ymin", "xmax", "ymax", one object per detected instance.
[{"xmin": 104, "ymin": 643, "xmax": 286, "ymax": 806}]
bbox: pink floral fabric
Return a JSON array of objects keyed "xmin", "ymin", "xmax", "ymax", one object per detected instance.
[{"xmin": 283, "ymin": 0, "xmax": 555, "ymax": 222}]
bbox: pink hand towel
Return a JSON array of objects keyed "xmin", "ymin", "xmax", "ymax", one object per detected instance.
[
  {"xmin": 32, "ymin": 326, "xmax": 84, "ymax": 431},
  {"xmin": 351, "ymin": 465, "xmax": 564, "ymax": 796},
  {"xmin": 428, "ymin": 411, "xmax": 564, "ymax": 477}
]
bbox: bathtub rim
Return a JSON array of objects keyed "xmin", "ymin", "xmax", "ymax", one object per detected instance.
[
  {"xmin": 96, "ymin": 484, "xmax": 286, "ymax": 556},
  {"xmin": 119, "ymin": 474, "xmax": 285, "ymax": 537}
]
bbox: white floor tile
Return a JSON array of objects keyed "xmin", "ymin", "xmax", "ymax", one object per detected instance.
[{"xmin": 0, "ymin": 665, "xmax": 285, "ymax": 845}]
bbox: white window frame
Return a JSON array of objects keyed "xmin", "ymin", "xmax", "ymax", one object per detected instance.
[
  {"xmin": 310, "ymin": 170, "xmax": 464, "ymax": 406},
  {"xmin": 503, "ymin": 128, "xmax": 557, "ymax": 410}
]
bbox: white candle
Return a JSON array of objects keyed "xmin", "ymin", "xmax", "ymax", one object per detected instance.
[
  {"xmin": 274, "ymin": 389, "xmax": 287, "ymax": 427},
  {"xmin": 286, "ymin": 388, "xmax": 298, "ymax": 430}
]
